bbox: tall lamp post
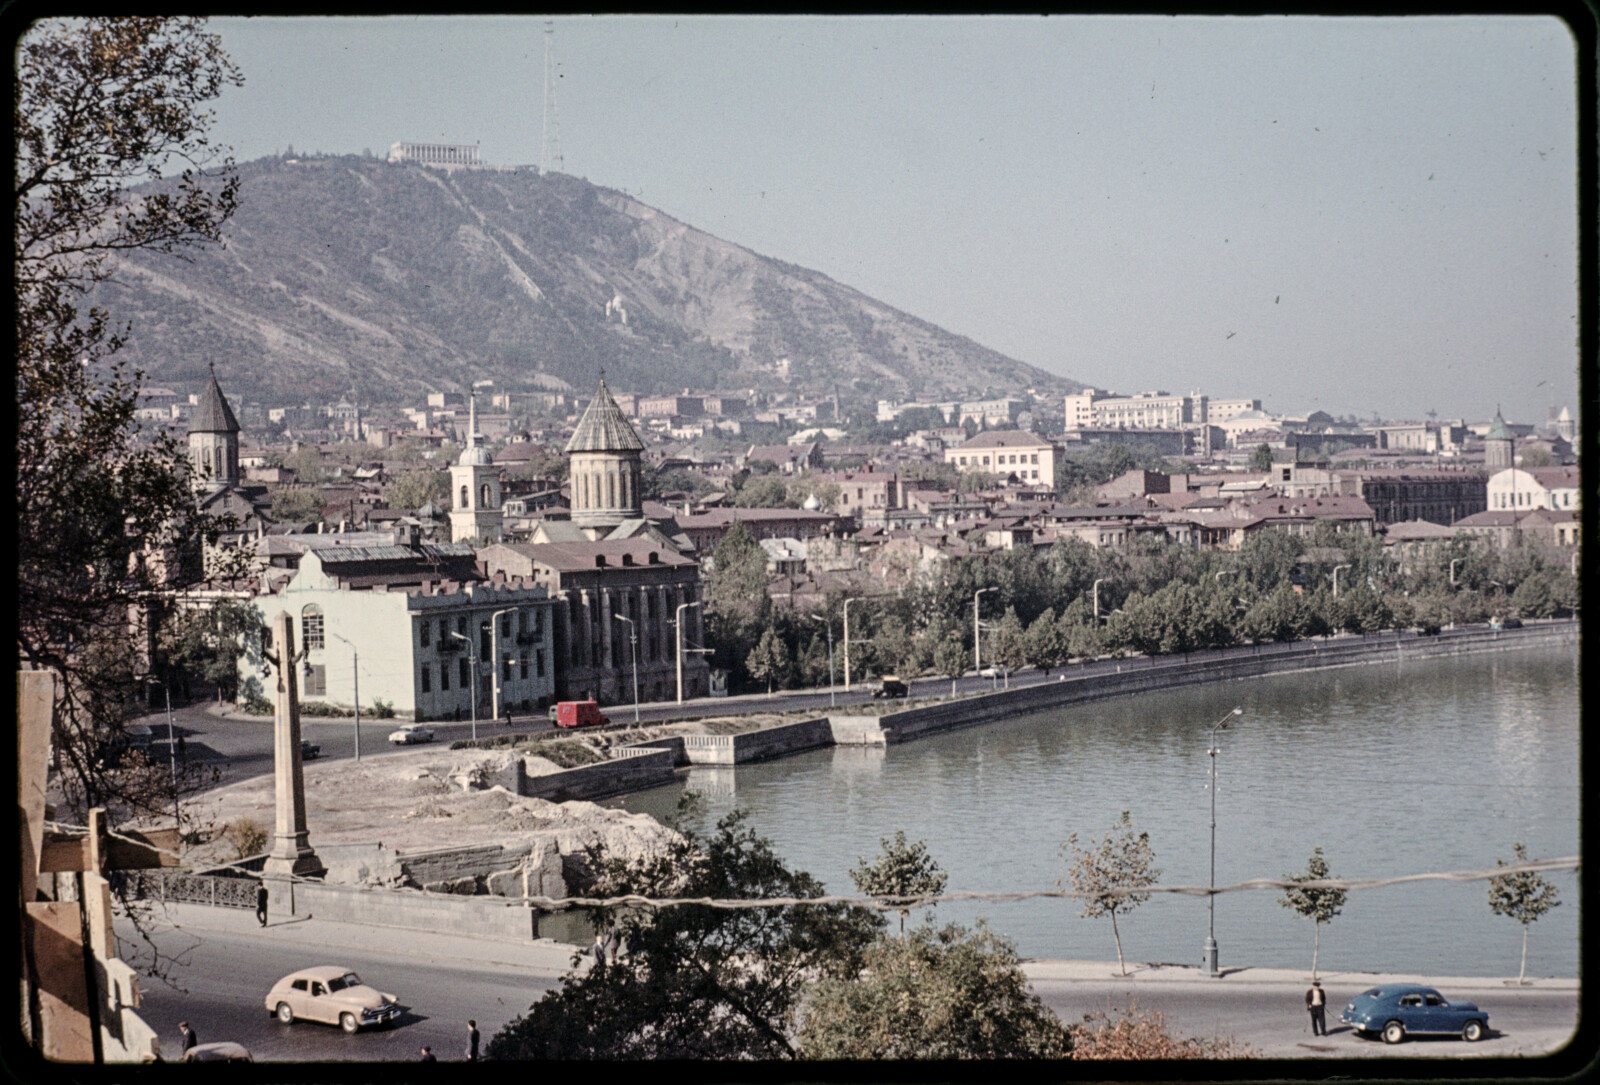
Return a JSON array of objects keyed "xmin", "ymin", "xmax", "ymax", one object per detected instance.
[
  {"xmin": 809, "ymin": 614, "xmax": 837, "ymax": 707},
  {"xmin": 842, "ymin": 596, "xmax": 878, "ymax": 692},
  {"xmin": 1203, "ymin": 706, "xmax": 1245, "ymax": 978},
  {"xmin": 448, "ymin": 631, "xmax": 479, "ymax": 742},
  {"xmin": 488, "ymin": 607, "xmax": 518, "ymax": 725},
  {"xmin": 146, "ymin": 677, "xmax": 179, "ymax": 827},
  {"xmin": 328, "ymin": 631, "xmax": 361, "ymax": 761},
  {"xmin": 614, "ymin": 613, "xmax": 640, "ymax": 723},
  {"xmin": 974, "ymin": 587, "xmax": 997, "ymax": 674},
  {"xmin": 675, "ymin": 600, "xmax": 703, "ymax": 705}
]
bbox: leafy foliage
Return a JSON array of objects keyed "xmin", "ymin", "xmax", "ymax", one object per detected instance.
[
  {"xmin": 797, "ymin": 923, "xmax": 1073, "ymax": 1059},
  {"xmin": 848, "ymin": 830, "xmax": 949, "ymax": 936},
  {"xmin": 382, "ymin": 465, "xmax": 449, "ymax": 511},
  {"xmin": 1063, "ymin": 811, "xmax": 1160, "ymax": 977},
  {"xmin": 1071, "ymin": 1001, "xmax": 1258, "ymax": 1060},
  {"xmin": 487, "ymin": 809, "xmax": 883, "ymax": 1060},
  {"xmin": 1487, "ymin": 842, "xmax": 1561, "ymax": 984},
  {"xmin": 745, "ymin": 626, "xmax": 790, "ymax": 695},
  {"xmin": 1278, "ymin": 846, "xmax": 1347, "ymax": 979}
]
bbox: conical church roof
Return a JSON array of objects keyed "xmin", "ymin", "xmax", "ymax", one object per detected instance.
[
  {"xmin": 190, "ymin": 366, "xmax": 240, "ymax": 434},
  {"xmin": 1484, "ymin": 408, "xmax": 1514, "ymax": 442},
  {"xmin": 566, "ymin": 378, "xmax": 645, "ymax": 453}
]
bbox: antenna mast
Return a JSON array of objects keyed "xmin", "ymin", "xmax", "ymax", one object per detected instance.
[{"xmin": 541, "ymin": 20, "xmax": 564, "ymax": 176}]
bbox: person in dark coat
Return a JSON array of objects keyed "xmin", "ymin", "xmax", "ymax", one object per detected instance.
[
  {"xmin": 1306, "ymin": 980, "xmax": 1327, "ymax": 1036},
  {"xmin": 419, "ymin": 1046, "xmax": 436, "ymax": 1062},
  {"xmin": 256, "ymin": 883, "xmax": 269, "ymax": 927},
  {"xmin": 604, "ymin": 924, "xmax": 621, "ymax": 964},
  {"xmin": 179, "ymin": 1021, "xmax": 197, "ymax": 1054},
  {"xmin": 466, "ymin": 1020, "xmax": 480, "ymax": 1062},
  {"xmin": 592, "ymin": 932, "xmax": 607, "ymax": 969}
]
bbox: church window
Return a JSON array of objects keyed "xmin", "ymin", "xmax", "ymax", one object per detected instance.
[
  {"xmin": 606, "ymin": 472, "xmax": 615, "ymax": 507},
  {"xmin": 481, "ymin": 482, "xmax": 492, "ymax": 507},
  {"xmin": 460, "ymin": 485, "xmax": 469, "ymax": 510},
  {"xmin": 301, "ymin": 606, "xmax": 324, "ymax": 650}
]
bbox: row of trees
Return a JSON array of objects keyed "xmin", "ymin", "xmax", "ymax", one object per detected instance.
[{"xmin": 703, "ymin": 517, "xmax": 1579, "ymax": 695}]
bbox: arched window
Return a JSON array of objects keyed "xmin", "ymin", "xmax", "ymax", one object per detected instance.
[
  {"xmin": 460, "ymin": 485, "xmax": 469, "ymax": 510},
  {"xmin": 301, "ymin": 605, "xmax": 324, "ymax": 650},
  {"xmin": 213, "ymin": 446, "xmax": 222, "ymax": 477},
  {"xmin": 606, "ymin": 472, "xmax": 615, "ymax": 507},
  {"xmin": 480, "ymin": 482, "xmax": 492, "ymax": 507}
]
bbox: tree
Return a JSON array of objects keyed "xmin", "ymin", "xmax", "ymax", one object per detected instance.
[
  {"xmin": 1063, "ymin": 810, "xmax": 1160, "ymax": 977},
  {"xmin": 745, "ymin": 626, "xmax": 789, "ymax": 695},
  {"xmin": 1022, "ymin": 606, "xmax": 1070, "ymax": 675},
  {"xmin": 704, "ymin": 522, "xmax": 771, "ymax": 684},
  {"xmin": 1251, "ymin": 443, "xmax": 1275, "ymax": 472},
  {"xmin": 797, "ymin": 922, "xmax": 1073, "ymax": 1059},
  {"xmin": 849, "ymin": 830, "xmax": 949, "ymax": 937},
  {"xmin": 159, "ymin": 597, "xmax": 257, "ymax": 703},
  {"xmin": 989, "ymin": 606, "xmax": 1028, "ymax": 677},
  {"xmin": 487, "ymin": 809, "xmax": 883, "ymax": 1059},
  {"xmin": 383, "ymin": 466, "xmax": 448, "ymax": 511},
  {"xmin": 1277, "ymin": 846, "xmax": 1347, "ymax": 980},
  {"xmin": 871, "ymin": 616, "xmax": 917, "ymax": 678},
  {"xmin": 933, "ymin": 632, "xmax": 969, "ymax": 696},
  {"xmin": 16, "ymin": 17, "xmax": 242, "ymax": 823},
  {"xmin": 1487, "ymin": 843, "xmax": 1561, "ymax": 985},
  {"xmin": 732, "ymin": 472, "xmax": 795, "ymax": 508},
  {"xmin": 270, "ymin": 486, "xmax": 326, "ymax": 523}
]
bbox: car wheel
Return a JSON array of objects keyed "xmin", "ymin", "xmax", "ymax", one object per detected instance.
[
  {"xmin": 1382, "ymin": 1021, "xmax": 1406, "ymax": 1045},
  {"xmin": 340, "ymin": 1012, "xmax": 359, "ymax": 1034},
  {"xmin": 275, "ymin": 1002, "xmax": 294, "ymax": 1024},
  {"xmin": 1463, "ymin": 1020, "xmax": 1484, "ymax": 1042}
]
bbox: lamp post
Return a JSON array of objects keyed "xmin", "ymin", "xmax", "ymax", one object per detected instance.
[
  {"xmin": 147, "ymin": 677, "xmax": 179, "ymax": 827},
  {"xmin": 448, "ymin": 631, "xmax": 479, "ymax": 742},
  {"xmin": 614, "ymin": 614, "xmax": 640, "ymax": 723},
  {"xmin": 1203, "ymin": 706, "xmax": 1245, "ymax": 978},
  {"xmin": 842, "ymin": 596, "xmax": 876, "ymax": 692},
  {"xmin": 675, "ymin": 600, "xmax": 702, "ymax": 705},
  {"xmin": 488, "ymin": 607, "xmax": 518, "ymax": 726},
  {"xmin": 328, "ymin": 631, "xmax": 360, "ymax": 761},
  {"xmin": 974, "ymin": 587, "xmax": 997, "ymax": 674},
  {"xmin": 809, "ymin": 614, "xmax": 836, "ymax": 706},
  {"xmin": 1093, "ymin": 578, "xmax": 1106, "ymax": 623},
  {"xmin": 1331, "ymin": 564, "xmax": 1352, "ymax": 598}
]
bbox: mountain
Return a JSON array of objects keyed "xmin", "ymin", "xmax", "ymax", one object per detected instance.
[{"xmin": 90, "ymin": 154, "xmax": 1077, "ymax": 407}]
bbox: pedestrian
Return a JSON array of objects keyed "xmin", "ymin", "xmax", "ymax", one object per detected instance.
[
  {"xmin": 419, "ymin": 1045, "xmax": 436, "ymax": 1062},
  {"xmin": 604, "ymin": 924, "xmax": 621, "ymax": 964},
  {"xmin": 593, "ymin": 931, "xmax": 606, "ymax": 969},
  {"xmin": 178, "ymin": 1021, "xmax": 197, "ymax": 1054},
  {"xmin": 256, "ymin": 883, "xmax": 269, "ymax": 927},
  {"xmin": 176, "ymin": 734, "xmax": 186, "ymax": 757},
  {"xmin": 466, "ymin": 1019, "xmax": 480, "ymax": 1062},
  {"xmin": 503, "ymin": 705, "xmax": 513, "ymax": 728},
  {"xmin": 1306, "ymin": 980, "xmax": 1327, "ymax": 1036}
]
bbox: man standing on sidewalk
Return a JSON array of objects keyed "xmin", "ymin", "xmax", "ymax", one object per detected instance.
[
  {"xmin": 179, "ymin": 1021, "xmax": 198, "ymax": 1055},
  {"xmin": 1306, "ymin": 980, "xmax": 1327, "ymax": 1036},
  {"xmin": 466, "ymin": 1020, "xmax": 480, "ymax": 1062}
]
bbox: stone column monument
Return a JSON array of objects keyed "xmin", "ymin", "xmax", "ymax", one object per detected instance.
[{"xmin": 262, "ymin": 610, "xmax": 323, "ymax": 878}]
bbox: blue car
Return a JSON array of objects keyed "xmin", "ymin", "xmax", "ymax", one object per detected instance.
[{"xmin": 1340, "ymin": 984, "xmax": 1488, "ymax": 1044}]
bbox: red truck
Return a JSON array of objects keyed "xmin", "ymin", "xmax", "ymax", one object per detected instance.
[{"xmin": 551, "ymin": 700, "xmax": 609, "ymax": 729}]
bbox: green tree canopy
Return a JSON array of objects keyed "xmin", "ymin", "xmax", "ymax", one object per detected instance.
[
  {"xmin": 1277, "ymin": 846, "xmax": 1347, "ymax": 979},
  {"xmin": 382, "ymin": 466, "xmax": 448, "ymax": 511},
  {"xmin": 797, "ymin": 922, "xmax": 1073, "ymax": 1059},
  {"xmin": 745, "ymin": 626, "xmax": 789, "ymax": 695},
  {"xmin": 848, "ymin": 830, "xmax": 949, "ymax": 936},
  {"xmin": 1063, "ymin": 810, "xmax": 1160, "ymax": 977},
  {"xmin": 1487, "ymin": 842, "xmax": 1561, "ymax": 985},
  {"xmin": 487, "ymin": 809, "xmax": 883, "ymax": 1059}
]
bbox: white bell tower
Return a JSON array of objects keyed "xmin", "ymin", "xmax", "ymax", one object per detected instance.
[{"xmin": 449, "ymin": 390, "xmax": 502, "ymax": 544}]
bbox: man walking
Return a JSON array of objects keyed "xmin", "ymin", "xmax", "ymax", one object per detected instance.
[
  {"xmin": 1306, "ymin": 980, "xmax": 1327, "ymax": 1036},
  {"xmin": 256, "ymin": 883, "xmax": 269, "ymax": 927},
  {"xmin": 593, "ymin": 931, "xmax": 607, "ymax": 970},
  {"xmin": 178, "ymin": 1021, "xmax": 198, "ymax": 1055},
  {"xmin": 466, "ymin": 1020, "xmax": 480, "ymax": 1062}
]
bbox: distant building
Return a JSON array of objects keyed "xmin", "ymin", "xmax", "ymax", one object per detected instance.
[
  {"xmin": 388, "ymin": 141, "xmax": 482, "ymax": 168},
  {"xmin": 944, "ymin": 430, "xmax": 1057, "ymax": 485},
  {"xmin": 1065, "ymin": 388, "xmax": 1205, "ymax": 430},
  {"xmin": 1486, "ymin": 465, "xmax": 1580, "ymax": 513},
  {"xmin": 448, "ymin": 393, "xmax": 503, "ymax": 545}
]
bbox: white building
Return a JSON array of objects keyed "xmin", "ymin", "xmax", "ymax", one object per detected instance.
[
  {"xmin": 1065, "ymin": 388, "xmax": 1212, "ymax": 430},
  {"xmin": 1486, "ymin": 465, "xmax": 1580, "ymax": 513},
  {"xmin": 944, "ymin": 430, "xmax": 1058, "ymax": 485}
]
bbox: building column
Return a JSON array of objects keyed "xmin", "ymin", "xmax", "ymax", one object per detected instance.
[
  {"xmin": 576, "ymin": 590, "xmax": 592, "ymax": 668},
  {"xmin": 599, "ymin": 588, "xmax": 615, "ymax": 696}
]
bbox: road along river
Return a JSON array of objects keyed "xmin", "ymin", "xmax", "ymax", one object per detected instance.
[{"xmin": 614, "ymin": 643, "xmax": 1580, "ymax": 980}]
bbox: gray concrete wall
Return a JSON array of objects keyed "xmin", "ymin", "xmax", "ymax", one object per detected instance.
[
  {"xmin": 680, "ymin": 718, "xmax": 833, "ymax": 764},
  {"xmin": 517, "ymin": 747, "xmax": 676, "ymax": 802},
  {"xmin": 267, "ymin": 877, "xmax": 540, "ymax": 940}
]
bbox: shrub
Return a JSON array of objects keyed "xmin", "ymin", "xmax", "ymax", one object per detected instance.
[
  {"xmin": 369, "ymin": 697, "xmax": 396, "ymax": 719},
  {"xmin": 224, "ymin": 818, "xmax": 269, "ymax": 859}
]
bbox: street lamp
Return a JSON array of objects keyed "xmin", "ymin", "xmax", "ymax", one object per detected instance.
[
  {"xmin": 488, "ymin": 607, "xmax": 518, "ymax": 726},
  {"xmin": 614, "ymin": 613, "xmax": 640, "ymax": 723},
  {"xmin": 1092, "ymin": 578, "xmax": 1106, "ymax": 623},
  {"xmin": 1331, "ymin": 564, "xmax": 1352, "ymax": 598},
  {"xmin": 328, "ymin": 631, "xmax": 361, "ymax": 761},
  {"xmin": 1203, "ymin": 706, "xmax": 1245, "ymax": 978},
  {"xmin": 974, "ymin": 587, "xmax": 998, "ymax": 674},
  {"xmin": 842, "ymin": 596, "xmax": 881, "ymax": 692},
  {"xmin": 675, "ymin": 600, "xmax": 704, "ymax": 705},
  {"xmin": 448, "ymin": 631, "xmax": 479, "ymax": 742},
  {"xmin": 808, "ymin": 614, "xmax": 837, "ymax": 706},
  {"xmin": 145, "ymin": 676, "xmax": 179, "ymax": 827}
]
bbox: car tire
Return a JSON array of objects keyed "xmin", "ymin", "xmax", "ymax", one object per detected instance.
[
  {"xmin": 1382, "ymin": 1021, "xmax": 1406, "ymax": 1045},
  {"xmin": 275, "ymin": 1002, "xmax": 294, "ymax": 1024},
  {"xmin": 1463, "ymin": 1020, "xmax": 1484, "ymax": 1042},
  {"xmin": 340, "ymin": 1012, "xmax": 359, "ymax": 1034}
]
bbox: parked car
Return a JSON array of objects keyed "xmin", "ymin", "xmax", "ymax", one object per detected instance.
[
  {"xmin": 978, "ymin": 665, "xmax": 1010, "ymax": 679},
  {"xmin": 1340, "ymin": 984, "xmax": 1488, "ymax": 1043},
  {"xmin": 872, "ymin": 676, "xmax": 909, "ymax": 699},
  {"xmin": 552, "ymin": 700, "xmax": 609, "ymax": 728},
  {"xmin": 300, "ymin": 739, "xmax": 321, "ymax": 760},
  {"xmin": 387, "ymin": 724, "xmax": 435, "ymax": 745},
  {"xmin": 265, "ymin": 967, "xmax": 400, "ymax": 1033},
  {"xmin": 1489, "ymin": 617, "xmax": 1523, "ymax": 631},
  {"xmin": 182, "ymin": 1042, "xmax": 253, "ymax": 1063}
]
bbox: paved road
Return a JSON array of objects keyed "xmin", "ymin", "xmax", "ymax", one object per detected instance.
[{"xmin": 119, "ymin": 902, "xmax": 1580, "ymax": 1065}]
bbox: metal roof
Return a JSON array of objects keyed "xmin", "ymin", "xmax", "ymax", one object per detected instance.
[
  {"xmin": 566, "ymin": 379, "xmax": 646, "ymax": 454},
  {"xmin": 189, "ymin": 369, "xmax": 240, "ymax": 434}
]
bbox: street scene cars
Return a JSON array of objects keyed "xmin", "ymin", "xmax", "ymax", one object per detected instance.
[
  {"xmin": 264, "ymin": 967, "xmax": 400, "ymax": 1033},
  {"xmin": 300, "ymin": 739, "xmax": 321, "ymax": 760},
  {"xmin": 386, "ymin": 724, "xmax": 435, "ymax": 745},
  {"xmin": 552, "ymin": 699, "xmax": 609, "ymax": 728},
  {"xmin": 872, "ymin": 676, "xmax": 909, "ymax": 699},
  {"xmin": 1340, "ymin": 984, "xmax": 1489, "ymax": 1043}
]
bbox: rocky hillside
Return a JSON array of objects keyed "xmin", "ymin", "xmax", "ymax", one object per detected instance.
[{"xmin": 90, "ymin": 154, "xmax": 1075, "ymax": 406}]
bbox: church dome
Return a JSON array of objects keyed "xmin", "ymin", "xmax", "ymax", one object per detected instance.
[
  {"xmin": 457, "ymin": 442, "xmax": 494, "ymax": 467},
  {"xmin": 802, "ymin": 492, "xmax": 822, "ymax": 511},
  {"xmin": 566, "ymin": 378, "xmax": 646, "ymax": 454}
]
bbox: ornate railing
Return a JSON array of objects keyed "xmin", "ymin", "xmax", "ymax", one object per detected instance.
[{"xmin": 126, "ymin": 870, "xmax": 260, "ymax": 910}]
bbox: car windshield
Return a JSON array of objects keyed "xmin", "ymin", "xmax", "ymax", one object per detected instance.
[{"xmin": 328, "ymin": 972, "xmax": 361, "ymax": 991}]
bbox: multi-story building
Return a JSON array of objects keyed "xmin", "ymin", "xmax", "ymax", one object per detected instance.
[
  {"xmin": 1486, "ymin": 465, "xmax": 1580, "ymax": 513},
  {"xmin": 944, "ymin": 430, "xmax": 1057, "ymax": 486},
  {"xmin": 1065, "ymin": 389, "xmax": 1206, "ymax": 430},
  {"xmin": 388, "ymin": 141, "xmax": 482, "ymax": 168},
  {"xmin": 1279, "ymin": 464, "xmax": 1487, "ymax": 526}
]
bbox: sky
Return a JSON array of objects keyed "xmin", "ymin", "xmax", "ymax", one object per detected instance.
[{"xmin": 202, "ymin": 14, "xmax": 1582, "ymax": 426}]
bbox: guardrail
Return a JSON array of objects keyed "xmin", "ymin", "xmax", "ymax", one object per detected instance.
[{"xmin": 126, "ymin": 869, "xmax": 260, "ymax": 909}]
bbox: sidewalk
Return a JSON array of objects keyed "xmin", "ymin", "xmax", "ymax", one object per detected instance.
[{"xmin": 1021, "ymin": 958, "xmax": 1578, "ymax": 992}]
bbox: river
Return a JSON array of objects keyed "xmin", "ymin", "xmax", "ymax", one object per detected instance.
[{"xmin": 614, "ymin": 643, "xmax": 1580, "ymax": 978}]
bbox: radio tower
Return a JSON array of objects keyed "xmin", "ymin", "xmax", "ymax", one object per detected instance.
[{"xmin": 541, "ymin": 20, "xmax": 564, "ymax": 176}]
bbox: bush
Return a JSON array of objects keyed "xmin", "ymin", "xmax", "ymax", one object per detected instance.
[
  {"xmin": 297, "ymin": 701, "xmax": 346, "ymax": 717},
  {"xmin": 241, "ymin": 694, "xmax": 274, "ymax": 716},
  {"xmin": 224, "ymin": 818, "xmax": 269, "ymax": 859},
  {"xmin": 1072, "ymin": 1001, "xmax": 1258, "ymax": 1059},
  {"xmin": 369, "ymin": 697, "xmax": 396, "ymax": 719}
]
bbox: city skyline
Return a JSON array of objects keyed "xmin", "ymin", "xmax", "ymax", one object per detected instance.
[{"xmin": 198, "ymin": 15, "xmax": 1580, "ymax": 427}]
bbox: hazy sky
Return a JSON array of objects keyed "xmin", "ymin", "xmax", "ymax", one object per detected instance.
[{"xmin": 204, "ymin": 15, "xmax": 1580, "ymax": 426}]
